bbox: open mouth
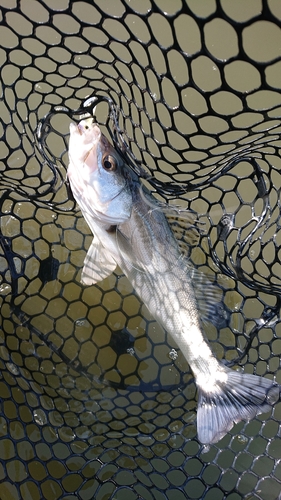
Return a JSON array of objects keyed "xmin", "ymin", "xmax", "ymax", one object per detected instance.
[{"xmin": 77, "ymin": 121, "xmax": 101, "ymax": 142}]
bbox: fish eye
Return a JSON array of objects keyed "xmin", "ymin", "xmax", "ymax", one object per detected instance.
[{"xmin": 102, "ymin": 154, "xmax": 117, "ymax": 171}]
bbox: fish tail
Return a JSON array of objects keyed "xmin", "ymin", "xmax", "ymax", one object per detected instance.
[{"xmin": 197, "ymin": 368, "xmax": 280, "ymax": 444}]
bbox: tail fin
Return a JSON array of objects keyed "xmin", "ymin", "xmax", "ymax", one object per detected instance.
[{"xmin": 197, "ymin": 369, "xmax": 280, "ymax": 444}]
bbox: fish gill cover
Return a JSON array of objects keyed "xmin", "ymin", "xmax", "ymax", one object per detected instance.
[{"xmin": 0, "ymin": 1, "xmax": 281, "ymax": 499}]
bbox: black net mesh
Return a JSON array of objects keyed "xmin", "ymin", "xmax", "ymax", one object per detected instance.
[{"xmin": 1, "ymin": 1, "xmax": 281, "ymax": 499}]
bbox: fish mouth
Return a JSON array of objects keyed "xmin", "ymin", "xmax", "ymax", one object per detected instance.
[{"xmin": 77, "ymin": 119, "xmax": 101, "ymax": 143}]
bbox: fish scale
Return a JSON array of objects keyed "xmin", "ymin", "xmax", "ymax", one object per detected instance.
[{"xmin": 68, "ymin": 117, "xmax": 280, "ymax": 445}]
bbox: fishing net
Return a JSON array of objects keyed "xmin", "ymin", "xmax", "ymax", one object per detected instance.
[{"xmin": 0, "ymin": 0, "xmax": 281, "ymax": 499}]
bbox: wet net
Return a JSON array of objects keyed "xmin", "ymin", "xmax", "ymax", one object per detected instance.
[{"xmin": 1, "ymin": 0, "xmax": 281, "ymax": 499}]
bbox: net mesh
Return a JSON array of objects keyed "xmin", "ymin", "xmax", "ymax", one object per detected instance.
[{"xmin": 0, "ymin": 1, "xmax": 281, "ymax": 499}]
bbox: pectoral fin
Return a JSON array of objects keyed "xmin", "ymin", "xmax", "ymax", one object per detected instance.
[{"xmin": 81, "ymin": 238, "xmax": 117, "ymax": 285}]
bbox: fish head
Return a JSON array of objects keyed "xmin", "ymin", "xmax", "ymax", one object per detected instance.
[{"xmin": 68, "ymin": 118, "xmax": 133, "ymax": 226}]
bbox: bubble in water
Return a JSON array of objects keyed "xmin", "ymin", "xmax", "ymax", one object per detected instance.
[
  {"xmin": 0, "ymin": 284, "xmax": 11, "ymax": 295},
  {"xmin": 169, "ymin": 349, "xmax": 178, "ymax": 361},
  {"xmin": 127, "ymin": 347, "xmax": 135, "ymax": 356},
  {"xmin": 75, "ymin": 319, "xmax": 88, "ymax": 327},
  {"xmin": 237, "ymin": 434, "xmax": 248, "ymax": 445}
]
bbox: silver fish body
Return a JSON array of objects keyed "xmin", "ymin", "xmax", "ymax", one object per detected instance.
[{"xmin": 68, "ymin": 118, "xmax": 280, "ymax": 444}]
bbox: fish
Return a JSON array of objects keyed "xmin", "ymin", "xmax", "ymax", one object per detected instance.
[{"xmin": 67, "ymin": 117, "xmax": 280, "ymax": 445}]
